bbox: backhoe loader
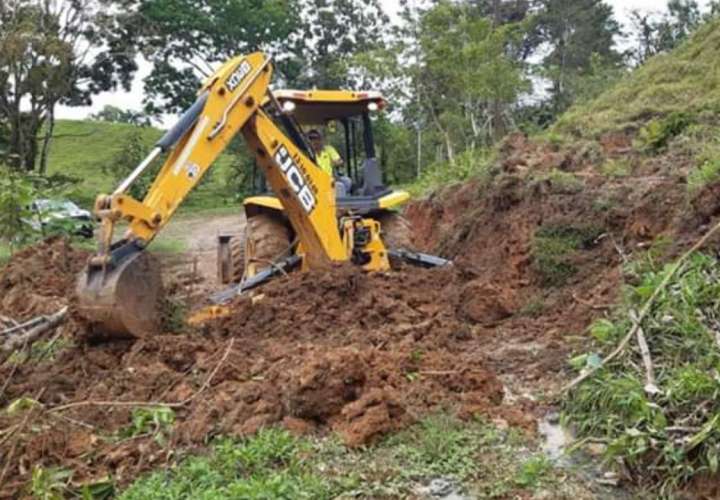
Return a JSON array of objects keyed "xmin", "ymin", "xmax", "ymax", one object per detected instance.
[{"xmin": 76, "ymin": 52, "xmax": 448, "ymax": 339}]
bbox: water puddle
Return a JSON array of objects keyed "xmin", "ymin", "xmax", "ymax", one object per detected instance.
[
  {"xmin": 415, "ymin": 477, "xmax": 472, "ymax": 500},
  {"xmin": 537, "ymin": 412, "xmax": 574, "ymax": 466}
]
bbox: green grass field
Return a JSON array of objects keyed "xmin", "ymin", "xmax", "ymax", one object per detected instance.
[{"xmin": 46, "ymin": 120, "xmax": 241, "ymax": 210}]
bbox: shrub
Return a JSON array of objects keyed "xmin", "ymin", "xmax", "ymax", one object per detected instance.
[
  {"xmin": 687, "ymin": 158, "xmax": 720, "ymax": 194},
  {"xmin": 532, "ymin": 224, "xmax": 604, "ymax": 287},
  {"xmin": 637, "ymin": 112, "xmax": 692, "ymax": 152},
  {"xmin": 0, "ymin": 166, "xmax": 38, "ymax": 249},
  {"xmin": 563, "ymin": 253, "xmax": 720, "ymax": 494}
]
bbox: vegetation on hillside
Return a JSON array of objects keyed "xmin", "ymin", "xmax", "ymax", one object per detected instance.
[
  {"xmin": 3, "ymin": 0, "xmax": 720, "ymax": 497},
  {"xmin": 45, "ymin": 120, "xmax": 241, "ymax": 209},
  {"xmin": 564, "ymin": 252, "xmax": 720, "ymax": 494},
  {"xmin": 555, "ymin": 18, "xmax": 720, "ymax": 139}
]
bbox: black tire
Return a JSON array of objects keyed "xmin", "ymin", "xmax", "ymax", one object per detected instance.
[
  {"xmin": 245, "ymin": 212, "xmax": 292, "ymax": 277},
  {"xmin": 217, "ymin": 232, "xmax": 246, "ymax": 284}
]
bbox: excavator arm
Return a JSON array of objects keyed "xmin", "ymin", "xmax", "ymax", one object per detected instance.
[{"xmin": 77, "ymin": 52, "xmax": 348, "ymax": 338}]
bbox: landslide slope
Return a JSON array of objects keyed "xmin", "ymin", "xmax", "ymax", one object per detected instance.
[
  {"xmin": 2, "ymin": 19, "xmax": 720, "ymax": 498},
  {"xmin": 405, "ymin": 17, "xmax": 720, "ymax": 496}
]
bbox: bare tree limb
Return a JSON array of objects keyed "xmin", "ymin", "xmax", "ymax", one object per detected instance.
[{"xmin": 1, "ymin": 307, "xmax": 68, "ymax": 354}]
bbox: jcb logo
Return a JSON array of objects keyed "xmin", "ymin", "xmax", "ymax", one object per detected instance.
[
  {"xmin": 274, "ymin": 146, "xmax": 316, "ymax": 213},
  {"xmin": 225, "ymin": 60, "xmax": 252, "ymax": 92}
]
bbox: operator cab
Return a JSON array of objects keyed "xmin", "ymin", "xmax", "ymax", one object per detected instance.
[{"xmin": 267, "ymin": 90, "xmax": 409, "ymax": 213}]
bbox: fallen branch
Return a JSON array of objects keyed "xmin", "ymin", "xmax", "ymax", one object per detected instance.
[
  {"xmin": 419, "ymin": 370, "xmax": 459, "ymax": 376},
  {"xmin": 1, "ymin": 307, "xmax": 68, "ymax": 354},
  {"xmin": 562, "ymin": 218, "xmax": 720, "ymax": 394},
  {"xmin": 634, "ymin": 316, "xmax": 659, "ymax": 395},
  {"xmin": 49, "ymin": 338, "xmax": 235, "ymax": 413},
  {"xmin": 0, "ymin": 315, "xmax": 18, "ymax": 329},
  {"xmin": 1, "ymin": 316, "xmax": 47, "ymax": 336},
  {"xmin": 572, "ymin": 293, "xmax": 614, "ymax": 310}
]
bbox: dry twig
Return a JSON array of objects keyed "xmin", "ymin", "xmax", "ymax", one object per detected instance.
[{"xmin": 633, "ymin": 311, "xmax": 659, "ymax": 395}]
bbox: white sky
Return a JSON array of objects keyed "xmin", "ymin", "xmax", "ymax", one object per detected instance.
[{"xmin": 56, "ymin": 0, "xmax": 711, "ymax": 123}]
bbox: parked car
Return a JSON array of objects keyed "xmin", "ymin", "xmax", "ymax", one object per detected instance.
[{"xmin": 28, "ymin": 199, "xmax": 94, "ymax": 238}]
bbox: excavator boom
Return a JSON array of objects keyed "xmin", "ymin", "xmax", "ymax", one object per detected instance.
[{"xmin": 77, "ymin": 52, "xmax": 349, "ymax": 338}]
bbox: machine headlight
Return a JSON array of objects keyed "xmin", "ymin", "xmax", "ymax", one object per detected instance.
[
  {"xmin": 368, "ymin": 102, "xmax": 379, "ymax": 112},
  {"xmin": 282, "ymin": 101, "xmax": 296, "ymax": 113}
]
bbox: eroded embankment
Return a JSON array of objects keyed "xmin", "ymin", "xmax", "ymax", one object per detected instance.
[{"xmin": 2, "ymin": 131, "xmax": 718, "ymax": 496}]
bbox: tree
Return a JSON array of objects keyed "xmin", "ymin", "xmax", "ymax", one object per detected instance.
[
  {"xmin": 91, "ymin": 105, "xmax": 151, "ymax": 126},
  {"xmin": 0, "ymin": 0, "xmax": 136, "ymax": 173},
  {"xmin": 110, "ymin": 0, "xmax": 302, "ymax": 114},
  {"xmin": 353, "ymin": 0, "xmax": 532, "ymax": 178},
  {"xmin": 628, "ymin": 0, "xmax": 702, "ymax": 66},
  {"xmin": 531, "ymin": 0, "xmax": 622, "ymax": 113},
  {"xmin": 294, "ymin": 0, "xmax": 390, "ymax": 89},
  {"xmin": 419, "ymin": 2, "xmax": 530, "ymax": 157}
]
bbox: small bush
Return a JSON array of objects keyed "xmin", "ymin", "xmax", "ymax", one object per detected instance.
[
  {"xmin": 687, "ymin": 158, "xmax": 720, "ymax": 194},
  {"xmin": 638, "ymin": 112, "xmax": 692, "ymax": 152},
  {"xmin": 531, "ymin": 169, "xmax": 584, "ymax": 195},
  {"xmin": 410, "ymin": 149, "xmax": 495, "ymax": 195},
  {"xmin": 532, "ymin": 224, "xmax": 604, "ymax": 287},
  {"xmin": 601, "ymin": 159, "xmax": 632, "ymax": 178},
  {"xmin": 0, "ymin": 167, "xmax": 38, "ymax": 249},
  {"xmin": 121, "ymin": 407, "xmax": 175, "ymax": 445},
  {"xmin": 515, "ymin": 455, "xmax": 553, "ymax": 489}
]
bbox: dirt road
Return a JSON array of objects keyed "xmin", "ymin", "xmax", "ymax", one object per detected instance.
[{"xmin": 154, "ymin": 210, "xmax": 245, "ymax": 290}]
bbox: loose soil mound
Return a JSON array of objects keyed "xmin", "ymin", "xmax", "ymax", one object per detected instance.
[
  {"xmin": 3, "ymin": 130, "xmax": 717, "ymax": 496},
  {"xmin": 0, "ymin": 237, "xmax": 88, "ymax": 320},
  {"xmin": 0, "ymin": 253, "xmax": 529, "ymax": 496}
]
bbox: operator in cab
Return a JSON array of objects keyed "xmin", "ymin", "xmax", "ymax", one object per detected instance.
[{"xmin": 308, "ymin": 129, "xmax": 343, "ymax": 176}]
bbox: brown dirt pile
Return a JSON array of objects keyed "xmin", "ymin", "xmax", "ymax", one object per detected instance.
[
  {"xmin": 0, "ymin": 237, "xmax": 88, "ymax": 320},
  {"xmin": 0, "ymin": 255, "xmax": 525, "ymax": 496},
  {"xmin": 4, "ymin": 129, "xmax": 717, "ymax": 496}
]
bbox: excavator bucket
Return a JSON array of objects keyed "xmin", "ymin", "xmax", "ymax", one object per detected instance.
[{"xmin": 76, "ymin": 251, "xmax": 164, "ymax": 339}]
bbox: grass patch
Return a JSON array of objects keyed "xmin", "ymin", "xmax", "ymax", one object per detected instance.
[
  {"xmin": 532, "ymin": 169, "xmax": 584, "ymax": 195},
  {"xmin": 563, "ymin": 252, "xmax": 720, "ymax": 494},
  {"xmin": 601, "ymin": 158, "xmax": 632, "ymax": 178},
  {"xmin": 121, "ymin": 416, "xmax": 578, "ymax": 499},
  {"xmin": 120, "ymin": 428, "xmax": 352, "ymax": 500},
  {"xmin": 553, "ymin": 18, "xmax": 720, "ymax": 140},
  {"xmin": 637, "ymin": 112, "xmax": 692, "ymax": 152},
  {"xmin": 532, "ymin": 224, "xmax": 604, "ymax": 287},
  {"xmin": 148, "ymin": 237, "xmax": 187, "ymax": 254},
  {"xmin": 687, "ymin": 157, "xmax": 720, "ymax": 194},
  {"xmin": 0, "ymin": 243, "xmax": 9, "ymax": 265},
  {"xmin": 44, "ymin": 120, "xmax": 242, "ymax": 210}
]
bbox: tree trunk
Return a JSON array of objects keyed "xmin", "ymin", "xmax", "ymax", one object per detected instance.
[
  {"xmin": 39, "ymin": 104, "xmax": 55, "ymax": 175},
  {"xmin": 428, "ymin": 103, "xmax": 455, "ymax": 164},
  {"xmin": 416, "ymin": 125, "xmax": 422, "ymax": 178}
]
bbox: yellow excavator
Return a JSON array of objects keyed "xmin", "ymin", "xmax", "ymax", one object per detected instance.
[{"xmin": 76, "ymin": 52, "xmax": 448, "ymax": 339}]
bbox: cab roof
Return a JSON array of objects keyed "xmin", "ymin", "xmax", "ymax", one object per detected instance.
[{"xmin": 273, "ymin": 89, "xmax": 386, "ymax": 125}]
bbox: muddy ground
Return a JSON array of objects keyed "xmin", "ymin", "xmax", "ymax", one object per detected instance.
[{"xmin": 1, "ymin": 132, "xmax": 718, "ymax": 497}]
